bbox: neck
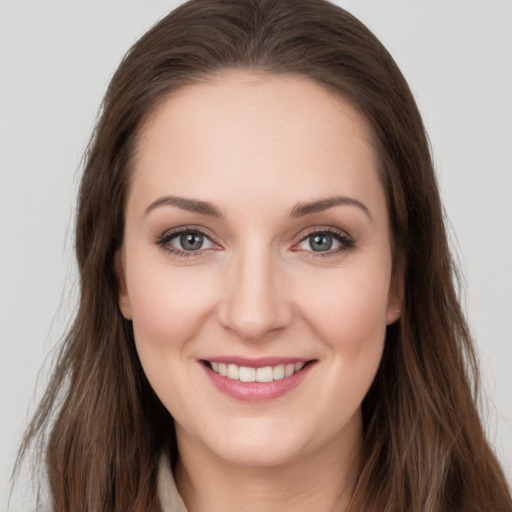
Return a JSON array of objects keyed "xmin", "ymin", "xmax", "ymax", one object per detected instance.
[{"xmin": 174, "ymin": 413, "xmax": 362, "ymax": 512}]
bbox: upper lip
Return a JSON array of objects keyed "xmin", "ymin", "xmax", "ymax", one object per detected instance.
[{"xmin": 200, "ymin": 356, "xmax": 314, "ymax": 368}]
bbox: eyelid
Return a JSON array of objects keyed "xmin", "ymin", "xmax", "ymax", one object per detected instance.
[
  {"xmin": 296, "ymin": 225, "xmax": 352, "ymax": 240},
  {"xmin": 157, "ymin": 225, "xmax": 220, "ymax": 242}
]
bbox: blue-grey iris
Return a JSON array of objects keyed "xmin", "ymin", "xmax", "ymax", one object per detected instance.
[
  {"xmin": 309, "ymin": 234, "xmax": 333, "ymax": 252},
  {"xmin": 181, "ymin": 233, "xmax": 204, "ymax": 250}
]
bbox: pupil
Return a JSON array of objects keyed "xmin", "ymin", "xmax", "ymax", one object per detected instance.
[
  {"xmin": 310, "ymin": 234, "xmax": 332, "ymax": 252},
  {"xmin": 181, "ymin": 233, "xmax": 203, "ymax": 251}
]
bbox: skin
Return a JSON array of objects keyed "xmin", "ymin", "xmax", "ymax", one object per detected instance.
[{"xmin": 117, "ymin": 71, "xmax": 402, "ymax": 512}]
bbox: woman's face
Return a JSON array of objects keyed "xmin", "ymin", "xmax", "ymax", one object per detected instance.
[{"xmin": 117, "ymin": 71, "xmax": 401, "ymax": 468}]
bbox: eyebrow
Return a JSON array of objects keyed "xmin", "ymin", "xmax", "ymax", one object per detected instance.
[
  {"xmin": 289, "ymin": 196, "xmax": 373, "ymax": 222},
  {"xmin": 145, "ymin": 195, "xmax": 224, "ymax": 218},
  {"xmin": 144, "ymin": 194, "xmax": 373, "ymax": 222}
]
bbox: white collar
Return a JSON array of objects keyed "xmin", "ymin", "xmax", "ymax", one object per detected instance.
[{"xmin": 157, "ymin": 453, "xmax": 188, "ymax": 512}]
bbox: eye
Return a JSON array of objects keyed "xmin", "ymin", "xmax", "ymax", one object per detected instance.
[
  {"xmin": 301, "ymin": 233, "xmax": 337, "ymax": 252},
  {"xmin": 155, "ymin": 228, "xmax": 217, "ymax": 257},
  {"xmin": 294, "ymin": 228, "xmax": 354, "ymax": 255},
  {"xmin": 170, "ymin": 231, "xmax": 213, "ymax": 251}
]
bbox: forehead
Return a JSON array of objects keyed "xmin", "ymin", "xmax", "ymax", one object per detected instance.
[{"xmin": 130, "ymin": 71, "xmax": 384, "ymax": 219}]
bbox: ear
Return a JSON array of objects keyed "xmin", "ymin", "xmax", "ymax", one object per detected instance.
[
  {"xmin": 386, "ymin": 258, "xmax": 404, "ymax": 325},
  {"xmin": 114, "ymin": 247, "xmax": 132, "ymax": 320}
]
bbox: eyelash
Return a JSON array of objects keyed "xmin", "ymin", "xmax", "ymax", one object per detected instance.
[
  {"xmin": 292, "ymin": 227, "xmax": 355, "ymax": 258},
  {"xmin": 154, "ymin": 226, "xmax": 355, "ymax": 259},
  {"xmin": 154, "ymin": 226, "xmax": 218, "ymax": 258}
]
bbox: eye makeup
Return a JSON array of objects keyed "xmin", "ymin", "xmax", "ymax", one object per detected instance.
[
  {"xmin": 154, "ymin": 224, "xmax": 356, "ymax": 260},
  {"xmin": 154, "ymin": 225, "xmax": 221, "ymax": 258},
  {"xmin": 292, "ymin": 226, "xmax": 355, "ymax": 258}
]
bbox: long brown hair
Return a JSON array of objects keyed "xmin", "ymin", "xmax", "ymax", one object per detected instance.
[{"xmin": 16, "ymin": 0, "xmax": 511, "ymax": 510}]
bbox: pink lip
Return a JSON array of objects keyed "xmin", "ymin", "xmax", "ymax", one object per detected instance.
[
  {"xmin": 202, "ymin": 355, "xmax": 311, "ymax": 368},
  {"xmin": 200, "ymin": 359, "xmax": 316, "ymax": 402}
]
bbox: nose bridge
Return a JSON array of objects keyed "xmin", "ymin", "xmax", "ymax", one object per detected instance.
[{"xmin": 219, "ymin": 241, "xmax": 292, "ymax": 340}]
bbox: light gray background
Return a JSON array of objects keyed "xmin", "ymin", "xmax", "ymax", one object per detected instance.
[{"xmin": 1, "ymin": 0, "xmax": 511, "ymax": 509}]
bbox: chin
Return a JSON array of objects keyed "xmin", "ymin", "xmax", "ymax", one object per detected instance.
[
  {"xmin": 193, "ymin": 417, "xmax": 321, "ymax": 469},
  {"xmin": 212, "ymin": 437, "xmax": 305, "ymax": 468}
]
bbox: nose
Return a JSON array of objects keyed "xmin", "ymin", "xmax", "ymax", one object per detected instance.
[{"xmin": 217, "ymin": 246, "xmax": 293, "ymax": 341}]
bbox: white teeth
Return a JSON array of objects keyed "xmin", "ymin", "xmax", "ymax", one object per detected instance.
[
  {"xmin": 273, "ymin": 364, "xmax": 285, "ymax": 380},
  {"xmin": 239, "ymin": 366, "xmax": 256, "ymax": 382},
  {"xmin": 284, "ymin": 364, "xmax": 295, "ymax": 377},
  {"xmin": 209, "ymin": 361, "xmax": 308, "ymax": 381},
  {"xmin": 256, "ymin": 366, "xmax": 273, "ymax": 383},
  {"xmin": 227, "ymin": 364, "xmax": 239, "ymax": 380}
]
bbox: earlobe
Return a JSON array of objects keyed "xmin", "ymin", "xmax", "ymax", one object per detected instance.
[
  {"xmin": 386, "ymin": 305, "xmax": 402, "ymax": 325},
  {"xmin": 114, "ymin": 248, "xmax": 132, "ymax": 320}
]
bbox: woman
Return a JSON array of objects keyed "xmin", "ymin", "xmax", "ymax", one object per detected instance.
[{"xmin": 15, "ymin": 0, "xmax": 511, "ymax": 511}]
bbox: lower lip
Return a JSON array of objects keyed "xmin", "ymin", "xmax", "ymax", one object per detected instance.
[{"xmin": 201, "ymin": 362, "xmax": 315, "ymax": 402}]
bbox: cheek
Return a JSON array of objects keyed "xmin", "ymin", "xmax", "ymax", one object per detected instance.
[
  {"xmin": 300, "ymin": 261, "xmax": 391, "ymax": 342},
  {"xmin": 126, "ymin": 259, "xmax": 221, "ymax": 414},
  {"xmin": 126, "ymin": 256, "xmax": 219, "ymax": 355},
  {"xmin": 292, "ymin": 254, "xmax": 391, "ymax": 395},
  {"xmin": 296, "ymin": 262, "xmax": 390, "ymax": 420}
]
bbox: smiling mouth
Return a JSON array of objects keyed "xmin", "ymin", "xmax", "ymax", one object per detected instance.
[{"xmin": 202, "ymin": 360, "xmax": 314, "ymax": 383}]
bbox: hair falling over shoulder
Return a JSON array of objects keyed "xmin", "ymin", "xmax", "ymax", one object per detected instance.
[{"xmin": 14, "ymin": 0, "xmax": 511, "ymax": 511}]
